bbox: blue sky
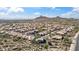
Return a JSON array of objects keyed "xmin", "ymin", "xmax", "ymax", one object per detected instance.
[{"xmin": 0, "ymin": 7, "xmax": 79, "ymax": 19}]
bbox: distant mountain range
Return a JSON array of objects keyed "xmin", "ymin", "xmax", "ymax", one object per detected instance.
[
  {"xmin": 34, "ymin": 16, "xmax": 79, "ymax": 21},
  {"xmin": 0, "ymin": 16, "xmax": 78, "ymax": 23}
]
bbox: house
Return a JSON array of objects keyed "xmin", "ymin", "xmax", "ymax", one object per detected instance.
[
  {"xmin": 38, "ymin": 31, "xmax": 47, "ymax": 36},
  {"xmin": 26, "ymin": 29, "xmax": 39, "ymax": 35},
  {"xmin": 27, "ymin": 35, "xmax": 35, "ymax": 40},
  {"xmin": 26, "ymin": 30, "xmax": 35, "ymax": 35},
  {"xmin": 56, "ymin": 30, "xmax": 67, "ymax": 35},
  {"xmin": 52, "ymin": 35, "xmax": 62, "ymax": 40}
]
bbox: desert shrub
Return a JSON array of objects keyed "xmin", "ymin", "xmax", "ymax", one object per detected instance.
[
  {"xmin": 13, "ymin": 37, "xmax": 22, "ymax": 42},
  {"xmin": 4, "ymin": 39, "xmax": 7, "ymax": 42},
  {"xmin": 13, "ymin": 37, "xmax": 19, "ymax": 42},
  {"xmin": 74, "ymin": 26, "xmax": 79, "ymax": 33},
  {"xmin": 12, "ymin": 47, "xmax": 22, "ymax": 51},
  {"xmin": 63, "ymin": 37, "xmax": 72, "ymax": 47},
  {"xmin": 3, "ymin": 34, "xmax": 11, "ymax": 39},
  {"xmin": 44, "ymin": 44, "xmax": 48, "ymax": 49},
  {"xmin": 0, "ymin": 42, "xmax": 3, "ymax": 45}
]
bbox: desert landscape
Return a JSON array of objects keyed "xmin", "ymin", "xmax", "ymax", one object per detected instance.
[{"xmin": 0, "ymin": 16, "xmax": 79, "ymax": 51}]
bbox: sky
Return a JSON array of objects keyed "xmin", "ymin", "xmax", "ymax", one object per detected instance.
[{"xmin": 0, "ymin": 7, "xmax": 79, "ymax": 19}]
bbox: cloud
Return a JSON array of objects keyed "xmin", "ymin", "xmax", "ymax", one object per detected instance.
[
  {"xmin": 0, "ymin": 7, "xmax": 8, "ymax": 11},
  {"xmin": 0, "ymin": 12, "xmax": 6, "ymax": 16},
  {"xmin": 0, "ymin": 8, "xmax": 9, "ymax": 16},
  {"xmin": 0, "ymin": 7, "xmax": 25, "ymax": 19},
  {"xmin": 0, "ymin": 7, "xmax": 24, "ymax": 14},
  {"xmin": 60, "ymin": 12, "xmax": 77, "ymax": 18},
  {"xmin": 72, "ymin": 7, "xmax": 79, "ymax": 13},
  {"xmin": 60, "ymin": 7, "xmax": 79, "ymax": 19},
  {"xmin": 8, "ymin": 7, "xmax": 24, "ymax": 13}
]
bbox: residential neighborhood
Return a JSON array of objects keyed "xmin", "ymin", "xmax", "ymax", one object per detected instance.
[{"xmin": 0, "ymin": 16, "xmax": 79, "ymax": 51}]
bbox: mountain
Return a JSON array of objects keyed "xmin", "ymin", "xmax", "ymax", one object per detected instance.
[
  {"xmin": 34, "ymin": 16, "xmax": 50, "ymax": 21},
  {"xmin": 0, "ymin": 16, "xmax": 78, "ymax": 23}
]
